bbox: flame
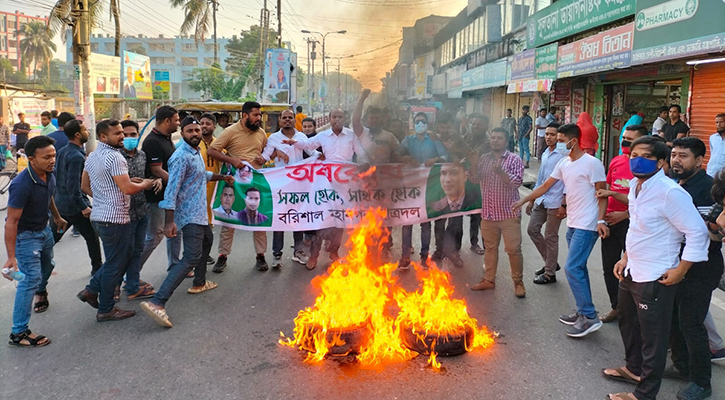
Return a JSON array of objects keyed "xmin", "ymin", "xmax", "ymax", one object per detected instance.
[{"xmin": 280, "ymin": 207, "xmax": 494, "ymax": 368}]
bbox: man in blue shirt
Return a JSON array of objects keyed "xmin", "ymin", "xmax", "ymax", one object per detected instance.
[
  {"xmin": 518, "ymin": 105, "xmax": 533, "ymax": 169},
  {"xmin": 3, "ymin": 136, "xmax": 66, "ymax": 347},
  {"xmin": 47, "ymin": 112, "xmax": 76, "ymax": 151},
  {"xmin": 140, "ymin": 117, "xmax": 234, "ymax": 328},
  {"xmin": 53, "ymin": 120, "xmax": 102, "ymax": 277},
  {"xmin": 525, "ymin": 122, "xmax": 565, "ymax": 284},
  {"xmin": 395, "ymin": 112, "xmax": 448, "ymax": 269}
]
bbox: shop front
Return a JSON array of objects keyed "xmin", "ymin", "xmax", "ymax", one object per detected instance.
[{"xmin": 461, "ymin": 58, "xmax": 507, "ymax": 120}]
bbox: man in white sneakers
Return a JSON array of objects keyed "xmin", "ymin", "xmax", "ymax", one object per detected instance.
[{"xmin": 513, "ymin": 123, "xmax": 609, "ymax": 338}]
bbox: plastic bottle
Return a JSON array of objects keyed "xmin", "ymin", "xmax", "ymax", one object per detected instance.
[{"xmin": 2, "ymin": 268, "xmax": 25, "ymax": 282}]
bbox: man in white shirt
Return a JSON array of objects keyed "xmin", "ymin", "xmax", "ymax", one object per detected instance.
[
  {"xmin": 603, "ymin": 135, "xmax": 709, "ymax": 400},
  {"xmin": 535, "ymin": 108, "xmax": 549, "ymax": 160},
  {"xmin": 652, "ymin": 106, "xmax": 669, "ymax": 137},
  {"xmin": 513, "ymin": 123, "xmax": 609, "ymax": 338},
  {"xmin": 283, "ymin": 108, "xmax": 362, "ymax": 269},
  {"xmin": 263, "ymin": 109, "xmax": 318, "ymax": 268},
  {"xmin": 705, "ymin": 113, "xmax": 725, "ymax": 177}
]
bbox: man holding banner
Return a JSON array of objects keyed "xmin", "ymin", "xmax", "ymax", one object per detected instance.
[{"xmin": 207, "ymin": 102, "xmax": 269, "ymax": 272}]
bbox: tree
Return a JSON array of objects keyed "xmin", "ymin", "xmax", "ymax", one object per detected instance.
[
  {"xmin": 169, "ymin": 0, "xmax": 219, "ymax": 62},
  {"xmin": 18, "ymin": 21, "xmax": 57, "ymax": 83},
  {"xmin": 110, "ymin": 0, "xmax": 121, "ymax": 56},
  {"xmin": 188, "ymin": 63, "xmax": 247, "ymax": 101},
  {"xmin": 49, "ymin": 0, "xmax": 106, "ymax": 47},
  {"xmin": 127, "ymin": 43, "xmax": 147, "ymax": 56},
  {"xmin": 224, "ymin": 25, "xmax": 279, "ymax": 76}
]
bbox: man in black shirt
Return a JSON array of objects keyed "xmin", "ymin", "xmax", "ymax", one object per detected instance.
[
  {"xmin": 668, "ymin": 137, "xmax": 723, "ymax": 400},
  {"xmin": 12, "ymin": 112, "xmax": 31, "ymax": 150},
  {"xmin": 138, "ymin": 106, "xmax": 181, "ymax": 272},
  {"xmin": 662, "ymin": 104, "xmax": 690, "ymax": 147}
]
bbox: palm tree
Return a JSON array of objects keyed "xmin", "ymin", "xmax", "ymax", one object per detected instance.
[
  {"xmin": 170, "ymin": 0, "xmax": 219, "ymax": 63},
  {"xmin": 49, "ymin": 0, "xmax": 110, "ymax": 53},
  {"xmin": 18, "ymin": 21, "xmax": 57, "ymax": 83}
]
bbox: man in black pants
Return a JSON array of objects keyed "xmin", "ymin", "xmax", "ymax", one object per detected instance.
[
  {"xmin": 603, "ymin": 136, "xmax": 709, "ymax": 400},
  {"xmin": 596, "ymin": 125, "xmax": 647, "ymax": 323},
  {"xmin": 666, "ymin": 137, "xmax": 723, "ymax": 400},
  {"xmin": 53, "ymin": 120, "xmax": 103, "ymax": 276}
]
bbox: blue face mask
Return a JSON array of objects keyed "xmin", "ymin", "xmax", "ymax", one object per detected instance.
[
  {"xmin": 123, "ymin": 137, "xmax": 139, "ymax": 151},
  {"xmin": 414, "ymin": 121, "xmax": 427, "ymax": 134},
  {"xmin": 555, "ymin": 142, "xmax": 570, "ymax": 154},
  {"xmin": 630, "ymin": 156, "xmax": 659, "ymax": 175}
]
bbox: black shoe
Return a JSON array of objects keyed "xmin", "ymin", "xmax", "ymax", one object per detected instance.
[
  {"xmin": 677, "ymin": 382, "xmax": 712, "ymax": 400},
  {"xmin": 662, "ymin": 366, "xmax": 688, "ymax": 381},
  {"xmin": 533, "ymin": 273, "xmax": 556, "ymax": 284},
  {"xmin": 256, "ymin": 254, "xmax": 269, "ymax": 271},
  {"xmin": 431, "ymin": 251, "xmax": 443, "ymax": 263},
  {"xmin": 534, "ymin": 263, "xmax": 561, "ymax": 276},
  {"xmin": 212, "ymin": 255, "xmax": 227, "ymax": 273},
  {"xmin": 206, "ymin": 256, "xmax": 215, "ymax": 265}
]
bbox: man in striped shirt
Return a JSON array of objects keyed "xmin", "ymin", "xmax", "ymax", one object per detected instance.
[
  {"xmin": 76, "ymin": 119, "xmax": 157, "ymax": 322},
  {"xmin": 469, "ymin": 128, "xmax": 526, "ymax": 298}
]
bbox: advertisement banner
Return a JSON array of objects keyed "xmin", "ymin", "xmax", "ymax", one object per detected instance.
[
  {"xmin": 211, "ymin": 160, "xmax": 482, "ymax": 231},
  {"xmin": 506, "ymin": 79, "xmax": 553, "ymax": 94},
  {"xmin": 153, "ymin": 70, "xmax": 170, "ymax": 94},
  {"xmin": 535, "ymin": 43, "xmax": 558, "ymax": 79},
  {"xmin": 9, "ymin": 98, "xmax": 56, "ymax": 134},
  {"xmin": 526, "ymin": 0, "xmax": 635, "ymax": 49},
  {"xmin": 90, "ymin": 53, "xmax": 120, "ymax": 95},
  {"xmin": 122, "ymin": 51, "xmax": 152, "ymax": 99},
  {"xmin": 263, "ymin": 48, "xmax": 291, "ymax": 104},
  {"xmin": 414, "ymin": 56, "xmax": 428, "ymax": 98},
  {"xmin": 447, "ymin": 65, "xmax": 464, "ymax": 99},
  {"xmin": 462, "ymin": 59, "xmax": 507, "ymax": 92},
  {"xmin": 632, "ymin": 0, "xmax": 725, "ymax": 65},
  {"xmin": 509, "ymin": 49, "xmax": 536, "ymax": 82},
  {"xmin": 557, "ymin": 23, "xmax": 634, "ymax": 78}
]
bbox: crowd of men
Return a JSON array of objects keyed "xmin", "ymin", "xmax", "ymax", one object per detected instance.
[{"xmin": 2, "ymin": 95, "xmax": 725, "ymax": 400}]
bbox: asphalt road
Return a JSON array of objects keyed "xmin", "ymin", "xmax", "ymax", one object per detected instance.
[{"xmin": 2, "ymin": 208, "xmax": 725, "ymax": 400}]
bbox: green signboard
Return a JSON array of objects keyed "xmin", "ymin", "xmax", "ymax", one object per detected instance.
[
  {"xmin": 632, "ymin": 0, "xmax": 725, "ymax": 65},
  {"xmin": 526, "ymin": 0, "xmax": 635, "ymax": 49},
  {"xmin": 535, "ymin": 43, "xmax": 558, "ymax": 79}
]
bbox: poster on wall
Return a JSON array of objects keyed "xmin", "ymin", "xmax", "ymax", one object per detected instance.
[
  {"xmin": 122, "ymin": 51, "xmax": 152, "ymax": 99},
  {"xmin": 557, "ymin": 23, "xmax": 634, "ymax": 79},
  {"xmin": 9, "ymin": 98, "xmax": 56, "ymax": 134},
  {"xmin": 90, "ymin": 53, "xmax": 121, "ymax": 95},
  {"xmin": 262, "ymin": 48, "xmax": 291, "ymax": 104}
]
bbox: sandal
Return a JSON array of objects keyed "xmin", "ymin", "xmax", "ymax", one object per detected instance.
[
  {"xmin": 127, "ymin": 286, "xmax": 156, "ymax": 300},
  {"xmin": 33, "ymin": 291, "xmax": 49, "ymax": 313},
  {"xmin": 8, "ymin": 329, "xmax": 51, "ymax": 347},
  {"xmin": 187, "ymin": 280, "xmax": 218, "ymax": 294},
  {"xmin": 606, "ymin": 393, "xmax": 638, "ymax": 400},
  {"xmin": 602, "ymin": 367, "xmax": 640, "ymax": 384}
]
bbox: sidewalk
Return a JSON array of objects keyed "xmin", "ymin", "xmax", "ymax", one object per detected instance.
[{"xmin": 522, "ymin": 157, "xmax": 541, "ymax": 188}]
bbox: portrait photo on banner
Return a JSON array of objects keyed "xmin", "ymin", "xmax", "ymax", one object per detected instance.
[
  {"xmin": 425, "ymin": 163, "xmax": 481, "ymax": 219},
  {"xmin": 212, "ymin": 163, "xmax": 274, "ymax": 227}
]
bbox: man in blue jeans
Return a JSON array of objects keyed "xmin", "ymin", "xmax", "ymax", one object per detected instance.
[
  {"xmin": 513, "ymin": 123, "xmax": 609, "ymax": 338},
  {"xmin": 76, "ymin": 119, "xmax": 156, "ymax": 322},
  {"xmin": 3, "ymin": 136, "xmax": 66, "ymax": 347},
  {"xmin": 395, "ymin": 112, "xmax": 449, "ymax": 269},
  {"xmin": 518, "ymin": 105, "xmax": 533, "ymax": 169},
  {"xmin": 141, "ymin": 116, "xmax": 234, "ymax": 328}
]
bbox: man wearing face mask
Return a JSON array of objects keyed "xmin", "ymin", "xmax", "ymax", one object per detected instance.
[
  {"xmin": 664, "ymin": 137, "xmax": 723, "ymax": 400},
  {"xmin": 594, "ymin": 124, "xmax": 648, "ymax": 324},
  {"xmin": 513, "ymin": 123, "xmax": 609, "ymax": 338},
  {"xmin": 526, "ymin": 122, "xmax": 565, "ymax": 285},
  {"xmin": 396, "ymin": 112, "xmax": 449, "ymax": 270},
  {"xmin": 603, "ymin": 136, "xmax": 709, "ymax": 400},
  {"xmin": 53, "ymin": 120, "xmax": 103, "ymax": 282}
]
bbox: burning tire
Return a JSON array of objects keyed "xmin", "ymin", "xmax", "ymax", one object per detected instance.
[
  {"xmin": 300, "ymin": 321, "xmax": 372, "ymax": 357},
  {"xmin": 400, "ymin": 324, "xmax": 474, "ymax": 356}
]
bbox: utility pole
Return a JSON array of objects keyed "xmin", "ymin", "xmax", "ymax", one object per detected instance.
[
  {"xmin": 310, "ymin": 40, "xmax": 316, "ymax": 117},
  {"xmin": 72, "ymin": 0, "xmax": 96, "ymax": 151},
  {"xmin": 337, "ymin": 58, "xmax": 341, "ymax": 108},
  {"xmin": 277, "ymin": 0, "xmax": 282, "ymax": 47},
  {"xmin": 211, "ymin": 0, "xmax": 219, "ymax": 63},
  {"xmin": 259, "ymin": 0, "xmax": 270, "ymax": 86}
]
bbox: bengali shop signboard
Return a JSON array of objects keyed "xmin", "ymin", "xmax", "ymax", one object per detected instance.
[
  {"xmin": 462, "ymin": 59, "xmax": 507, "ymax": 92},
  {"xmin": 535, "ymin": 43, "xmax": 558, "ymax": 79},
  {"xmin": 509, "ymin": 49, "xmax": 536, "ymax": 82},
  {"xmin": 526, "ymin": 0, "xmax": 635, "ymax": 49},
  {"xmin": 210, "ymin": 159, "xmax": 483, "ymax": 231},
  {"xmin": 557, "ymin": 23, "xmax": 634, "ymax": 78},
  {"xmin": 632, "ymin": 0, "xmax": 725, "ymax": 65}
]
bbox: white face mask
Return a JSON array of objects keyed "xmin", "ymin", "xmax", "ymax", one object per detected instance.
[
  {"xmin": 555, "ymin": 141, "xmax": 571, "ymax": 155},
  {"xmin": 414, "ymin": 121, "xmax": 427, "ymax": 134}
]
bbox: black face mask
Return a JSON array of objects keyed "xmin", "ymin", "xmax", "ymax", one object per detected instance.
[{"xmin": 621, "ymin": 140, "xmax": 631, "ymax": 148}]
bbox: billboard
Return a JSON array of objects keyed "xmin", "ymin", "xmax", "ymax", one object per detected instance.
[
  {"xmin": 154, "ymin": 70, "xmax": 170, "ymax": 94},
  {"xmin": 90, "ymin": 53, "xmax": 121, "ymax": 95},
  {"xmin": 557, "ymin": 23, "xmax": 634, "ymax": 79},
  {"xmin": 262, "ymin": 48, "xmax": 291, "ymax": 104},
  {"xmin": 122, "ymin": 51, "xmax": 152, "ymax": 99}
]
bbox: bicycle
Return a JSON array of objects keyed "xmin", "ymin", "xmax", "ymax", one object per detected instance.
[{"xmin": 0, "ymin": 151, "xmax": 24, "ymax": 211}]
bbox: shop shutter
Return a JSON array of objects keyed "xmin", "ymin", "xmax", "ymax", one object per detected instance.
[{"xmin": 690, "ymin": 63, "xmax": 725, "ymax": 163}]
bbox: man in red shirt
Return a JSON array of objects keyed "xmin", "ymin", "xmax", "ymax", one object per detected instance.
[{"xmin": 595, "ymin": 124, "xmax": 648, "ymax": 323}]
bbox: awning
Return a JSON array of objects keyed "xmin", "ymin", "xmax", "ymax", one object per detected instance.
[{"xmin": 506, "ymin": 79, "xmax": 554, "ymax": 94}]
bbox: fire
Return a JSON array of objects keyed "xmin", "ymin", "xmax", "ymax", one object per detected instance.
[{"xmin": 280, "ymin": 207, "xmax": 495, "ymax": 368}]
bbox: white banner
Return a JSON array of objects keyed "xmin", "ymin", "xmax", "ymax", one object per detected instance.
[
  {"xmin": 9, "ymin": 97, "xmax": 56, "ymax": 134},
  {"xmin": 211, "ymin": 159, "xmax": 482, "ymax": 231},
  {"xmin": 90, "ymin": 53, "xmax": 121, "ymax": 95}
]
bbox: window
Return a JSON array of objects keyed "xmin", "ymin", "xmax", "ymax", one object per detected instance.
[
  {"xmin": 149, "ymin": 43, "xmax": 164, "ymax": 52},
  {"xmin": 90, "ymin": 42, "xmax": 98, "ymax": 52},
  {"xmin": 0, "ymin": 16, "xmax": 6, "ymax": 32},
  {"xmin": 151, "ymin": 57, "xmax": 163, "ymax": 64},
  {"xmin": 204, "ymin": 44, "xmax": 218, "ymax": 53},
  {"xmin": 182, "ymin": 43, "xmax": 195, "ymax": 52},
  {"xmin": 181, "ymin": 57, "xmax": 196, "ymax": 66},
  {"xmin": 105, "ymin": 42, "xmax": 114, "ymax": 52}
]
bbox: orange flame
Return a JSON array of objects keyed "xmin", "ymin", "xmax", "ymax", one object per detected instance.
[{"xmin": 280, "ymin": 207, "xmax": 494, "ymax": 368}]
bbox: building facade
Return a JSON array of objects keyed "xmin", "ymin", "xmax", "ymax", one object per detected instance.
[
  {"xmin": 0, "ymin": 10, "xmax": 49, "ymax": 72},
  {"xmin": 66, "ymin": 33, "xmax": 231, "ymax": 100}
]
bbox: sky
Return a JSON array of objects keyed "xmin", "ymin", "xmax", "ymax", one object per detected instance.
[{"xmin": 2, "ymin": 0, "xmax": 468, "ymax": 91}]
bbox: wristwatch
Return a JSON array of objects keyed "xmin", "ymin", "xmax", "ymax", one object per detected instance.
[{"xmin": 597, "ymin": 219, "xmax": 607, "ymax": 225}]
